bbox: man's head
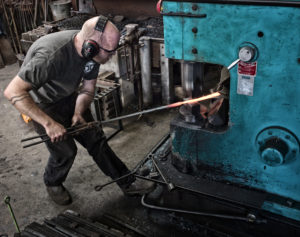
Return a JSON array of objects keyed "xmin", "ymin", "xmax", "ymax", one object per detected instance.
[{"xmin": 76, "ymin": 16, "xmax": 120, "ymax": 64}]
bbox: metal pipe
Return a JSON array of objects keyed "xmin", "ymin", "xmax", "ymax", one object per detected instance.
[
  {"xmin": 139, "ymin": 36, "xmax": 152, "ymax": 107},
  {"xmin": 141, "ymin": 194, "xmax": 264, "ymax": 223},
  {"xmin": 181, "ymin": 61, "xmax": 195, "ymax": 98},
  {"xmin": 94, "ymin": 152, "xmax": 153, "ymax": 191},
  {"xmin": 101, "ymin": 92, "xmax": 221, "ymax": 123},
  {"xmin": 34, "ymin": 0, "xmax": 38, "ymax": 28},
  {"xmin": 160, "ymin": 43, "xmax": 174, "ymax": 105}
]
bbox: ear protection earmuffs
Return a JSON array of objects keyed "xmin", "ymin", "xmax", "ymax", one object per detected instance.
[{"xmin": 81, "ymin": 15, "xmax": 108, "ymax": 60}]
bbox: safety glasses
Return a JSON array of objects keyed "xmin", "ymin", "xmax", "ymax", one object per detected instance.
[{"xmin": 99, "ymin": 44, "xmax": 118, "ymax": 54}]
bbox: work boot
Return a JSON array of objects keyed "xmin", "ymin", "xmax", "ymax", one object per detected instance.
[
  {"xmin": 121, "ymin": 179, "xmax": 156, "ymax": 196},
  {"xmin": 46, "ymin": 184, "xmax": 72, "ymax": 205}
]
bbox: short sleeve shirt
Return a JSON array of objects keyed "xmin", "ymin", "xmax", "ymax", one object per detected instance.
[{"xmin": 18, "ymin": 30, "xmax": 100, "ymax": 104}]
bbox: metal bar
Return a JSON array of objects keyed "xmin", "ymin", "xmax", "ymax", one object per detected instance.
[
  {"xmin": 141, "ymin": 194, "xmax": 265, "ymax": 223},
  {"xmin": 102, "ymin": 214, "xmax": 148, "ymax": 237},
  {"xmin": 21, "ymin": 123, "xmax": 98, "ymax": 142},
  {"xmin": 123, "ymin": 46, "xmax": 130, "ymax": 80},
  {"xmin": 139, "ymin": 36, "xmax": 153, "ymax": 107},
  {"xmin": 60, "ymin": 213, "xmax": 119, "ymax": 237},
  {"xmin": 22, "ymin": 123, "xmax": 100, "ymax": 148},
  {"xmin": 4, "ymin": 196, "xmax": 20, "ymax": 233},
  {"xmin": 134, "ymin": 161, "xmax": 251, "ymax": 211},
  {"xmin": 129, "ymin": 45, "xmax": 135, "ymax": 81},
  {"xmin": 94, "ymin": 135, "xmax": 170, "ymax": 192},
  {"xmin": 160, "ymin": 43, "xmax": 174, "ymax": 105},
  {"xmin": 34, "ymin": 0, "xmax": 38, "ymax": 27},
  {"xmin": 44, "ymin": 219, "xmax": 86, "ymax": 237},
  {"xmin": 94, "ymin": 157, "xmax": 149, "ymax": 192},
  {"xmin": 23, "ymin": 138, "xmax": 50, "ymax": 148},
  {"xmin": 103, "ymin": 92, "xmax": 220, "ymax": 124},
  {"xmin": 9, "ymin": 6, "xmax": 22, "ymax": 53},
  {"xmin": 134, "ymin": 44, "xmax": 144, "ymax": 110},
  {"xmin": 21, "ymin": 134, "xmax": 48, "ymax": 142},
  {"xmin": 26, "ymin": 222, "xmax": 65, "ymax": 237},
  {"xmin": 45, "ymin": 0, "xmax": 48, "ymax": 22}
]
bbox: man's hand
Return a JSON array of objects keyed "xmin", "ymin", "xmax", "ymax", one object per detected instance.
[
  {"xmin": 199, "ymin": 98, "xmax": 224, "ymax": 119},
  {"xmin": 44, "ymin": 121, "xmax": 67, "ymax": 143},
  {"xmin": 71, "ymin": 113, "xmax": 86, "ymax": 127}
]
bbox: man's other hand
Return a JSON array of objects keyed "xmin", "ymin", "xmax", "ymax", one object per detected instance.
[
  {"xmin": 45, "ymin": 122, "xmax": 67, "ymax": 143},
  {"xmin": 71, "ymin": 113, "xmax": 86, "ymax": 127}
]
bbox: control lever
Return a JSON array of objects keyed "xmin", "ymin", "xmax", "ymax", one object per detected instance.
[
  {"xmin": 227, "ymin": 58, "xmax": 241, "ymax": 70},
  {"xmin": 227, "ymin": 45, "xmax": 257, "ymax": 70}
]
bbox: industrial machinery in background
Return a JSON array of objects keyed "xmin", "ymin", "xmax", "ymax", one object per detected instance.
[{"xmin": 130, "ymin": 0, "xmax": 300, "ymax": 235}]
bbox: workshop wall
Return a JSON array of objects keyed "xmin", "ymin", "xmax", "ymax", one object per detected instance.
[{"xmin": 93, "ymin": 0, "xmax": 159, "ymax": 17}]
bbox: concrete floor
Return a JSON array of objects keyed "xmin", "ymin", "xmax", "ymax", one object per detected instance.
[{"xmin": 0, "ymin": 63, "xmax": 176, "ymax": 235}]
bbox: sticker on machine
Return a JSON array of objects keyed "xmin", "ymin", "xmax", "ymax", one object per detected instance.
[
  {"xmin": 238, "ymin": 61, "xmax": 257, "ymax": 76},
  {"xmin": 237, "ymin": 61, "xmax": 257, "ymax": 96}
]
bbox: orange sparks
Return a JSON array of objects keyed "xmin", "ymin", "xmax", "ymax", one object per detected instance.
[{"xmin": 167, "ymin": 92, "xmax": 221, "ymax": 108}]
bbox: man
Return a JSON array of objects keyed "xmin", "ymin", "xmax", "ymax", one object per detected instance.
[{"xmin": 4, "ymin": 16, "xmax": 154, "ymax": 205}]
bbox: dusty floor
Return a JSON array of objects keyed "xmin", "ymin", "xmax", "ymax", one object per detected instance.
[{"xmin": 0, "ymin": 63, "xmax": 176, "ymax": 235}]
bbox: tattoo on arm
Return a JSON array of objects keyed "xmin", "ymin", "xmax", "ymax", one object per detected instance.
[
  {"xmin": 9, "ymin": 94, "xmax": 31, "ymax": 105},
  {"xmin": 8, "ymin": 93, "xmax": 27, "ymax": 101}
]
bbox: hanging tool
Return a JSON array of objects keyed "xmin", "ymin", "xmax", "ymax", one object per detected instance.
[
  {"xmin": 44, "ymin": 0, "xmax": 48, "ymax": 22},
  {"xmin": 0, "ymin": 0, "xmax": 18, "ymax": 53},
  {"xmin": 4, "ymin": 196, "xmax": 20, "ymax": 234},
  {"xmin": 9, "ymin": 6, "xmax": 22, "ymax": 53},
  {"xmin": 34, "ymin": 0, "xmax": 38, "ymax": 28},
  {"xmin": 21, "ymin": 92, "xmax": 222, "ymax": 148}
]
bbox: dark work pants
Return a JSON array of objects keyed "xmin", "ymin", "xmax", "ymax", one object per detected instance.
[{"xmin": 33, "ymin": 94, "xmax": 134, "ymax": 187}]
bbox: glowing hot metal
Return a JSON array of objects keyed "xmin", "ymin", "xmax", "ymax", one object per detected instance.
[{"xmin": 168, "ymin": 92, "xmax": 221, "ymax": 108}]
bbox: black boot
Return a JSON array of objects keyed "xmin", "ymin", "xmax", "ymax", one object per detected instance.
[
  {"xmin": 121, "ymin": 179, "xmax": 156, "ymax": 196},
  {"xmin": 46, "ymin": 184, "xmax": 72, "ymax": 205}
]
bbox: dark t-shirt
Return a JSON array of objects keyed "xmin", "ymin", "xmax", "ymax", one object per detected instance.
[{"xmin": 18, "ymin": 30, "xmax": 100, "ymax": 104}]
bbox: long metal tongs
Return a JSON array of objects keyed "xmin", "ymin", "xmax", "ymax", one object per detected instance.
[
  {"xmin": 21, "ymin": 121, "xmax": 101, "ymax": 148},
  {"xmin": 21, "ymin": 92, "xmax": 222, "ymax": 148}
]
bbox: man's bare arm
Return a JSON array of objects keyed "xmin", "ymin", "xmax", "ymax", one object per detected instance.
[
  {"xmin": 71, "ymin": 79, "xmax": 96, "ymax": 126},
  {"xmin": 4, "ymin": 75, "xmax": 66, "ymax": 142}
]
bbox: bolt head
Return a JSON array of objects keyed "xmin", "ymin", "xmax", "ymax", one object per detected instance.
[{"xmin": 192, "ymin": 27, "xmax": 198, "ymax": 33}]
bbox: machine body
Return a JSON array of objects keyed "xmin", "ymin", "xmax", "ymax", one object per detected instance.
[{"xmin": 162, "ymin": 0, "xmax": 300, "ymax": 221}]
